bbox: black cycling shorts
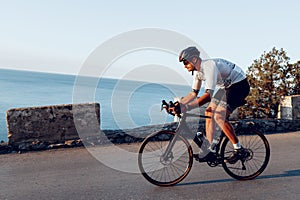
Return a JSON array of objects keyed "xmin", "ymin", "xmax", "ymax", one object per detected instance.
[{"xmin": 211, "ymin": 78, "xmax": 250, "ymax": 113}]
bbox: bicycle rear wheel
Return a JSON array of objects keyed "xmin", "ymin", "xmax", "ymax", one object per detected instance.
[
  {"xmin": 138, "ymin": 131, "xmax": 193, "ymax": 186},
  {"xmin": 221, "ymin": 129, "xmax": 270, "ymax": 180}
]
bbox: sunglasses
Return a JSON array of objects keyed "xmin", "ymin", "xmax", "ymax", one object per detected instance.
[{"xmin": 182, "ymin": 59, "xmax": 190, "ymax": 65}]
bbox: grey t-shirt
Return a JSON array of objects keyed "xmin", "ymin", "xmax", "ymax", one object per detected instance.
[{"xmin": 192, "ymin": 58, "xmax": 246, "ymax": 91}]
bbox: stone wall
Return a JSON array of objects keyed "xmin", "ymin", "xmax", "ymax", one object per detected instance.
[{"xmin": 6, "ymin": 103, "xmax": 100, "ymax": 147}]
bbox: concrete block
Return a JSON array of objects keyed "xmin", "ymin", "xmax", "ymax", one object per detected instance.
[
  {"xmin": 6, "ymin": 103, "xmax": 100, "ymax": 146},
  {"xmin": 279, "ymin": 95, "xmax": 300, "ymax": 120}
]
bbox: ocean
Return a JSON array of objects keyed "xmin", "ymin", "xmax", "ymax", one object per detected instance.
[{"xmin": 0, "ymin": 69, "xmax": 193, "ymax": 142}]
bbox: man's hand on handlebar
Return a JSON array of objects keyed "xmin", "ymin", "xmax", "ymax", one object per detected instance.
[{"xmin": 161, "ymin": 100, "xmax": 187, "ymax": 116}]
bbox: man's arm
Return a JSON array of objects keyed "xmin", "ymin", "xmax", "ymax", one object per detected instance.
[
  {"xmin": 179, "ymin": 90, "xmax": 198, "ymax": 104},
  {"xmin": 184, "ymin": 89, "xmax": 213, "ymax": 111},
  {"xmin": 192, "ymin": 91, "xmax": 211, "ymax": 107},
  {"xmin": 180, "ymin": 77, "xmax": 202, "ymax": 105}
]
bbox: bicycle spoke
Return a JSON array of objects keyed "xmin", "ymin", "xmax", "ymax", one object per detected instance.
[
  {"xmin": 221, "ymin": 130, "xmax": 270, "ymax": 180},
  {"xmin": 138, "ymin": 131, "xmax": 193, "ymax": 186}
]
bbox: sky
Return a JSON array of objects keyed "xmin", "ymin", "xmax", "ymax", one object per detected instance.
[{"xmin": 0, "ymin": 0, "xmax": 299, "ymax": 84}]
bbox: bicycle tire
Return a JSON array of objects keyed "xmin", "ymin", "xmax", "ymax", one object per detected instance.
[
  {"xmin": 221, "ymin": 129, "xmax": 270, "ymax": 180},
  {"xmin": 138, "ymin": 130, "xmax": 193, "ymax": 186}
]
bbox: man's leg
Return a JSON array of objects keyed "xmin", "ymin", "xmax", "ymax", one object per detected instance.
[
  {"xmin": 205, "ymin": 102, "xmax": 217, "ymax": 144},
  {"xmin": 214, "ymin": 105, "xmax": 247, "ymax": 164},
  {"xmin": 195, "ymin": 102, "xmax": 217, "ymax": 161},
  {"xmin": 216, "ymin": 108, "xmax": 239, "ymax": 144},
  {"xmin": 214, "ymin": 106, "xmax": 238, "ymax": 144},
  {"xmin": 214, "ymin": 106, "xmax": 243, "ymax": 164}
]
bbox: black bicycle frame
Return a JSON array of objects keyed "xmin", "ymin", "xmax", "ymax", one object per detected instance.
[{"xmin": 161, "ymin": 112, "xmax": 226, "ymax": 161}]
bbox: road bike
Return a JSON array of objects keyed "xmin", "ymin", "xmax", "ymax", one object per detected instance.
[{"xmin": 138, "ymin": 100, "xmax": 270, "ymax": 186}]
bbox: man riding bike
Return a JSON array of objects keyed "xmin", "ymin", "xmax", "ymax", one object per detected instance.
[{"xmin": 170, "ymin": 46, "xmax": 250, "ymax": 164}]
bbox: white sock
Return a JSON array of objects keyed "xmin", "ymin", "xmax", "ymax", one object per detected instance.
[
  {"xmin": 208, "ymin": 146, "xmax": 216, "ymax": 153},
  {"xmin": 233, "ymin": 142, "xmax": 241, "ymax": 150}
]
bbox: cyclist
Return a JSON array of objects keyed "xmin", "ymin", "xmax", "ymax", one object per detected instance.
[{"xmin": 173, "ymin": 46, "xmax": 250, "ymax": 164}]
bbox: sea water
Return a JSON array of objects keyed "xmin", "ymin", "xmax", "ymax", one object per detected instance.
[{"xmin": 0, "ymin": 69, "xmax": 193, "ymax": 142}]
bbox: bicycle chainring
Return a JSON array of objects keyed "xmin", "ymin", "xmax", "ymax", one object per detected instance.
[{"xmin": 207, "ymin": 156, "xmax": 222, "ymax": 167}]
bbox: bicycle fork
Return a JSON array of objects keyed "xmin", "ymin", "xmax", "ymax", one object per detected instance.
[
  {"xmin": 161, "ymin": 119, "xmax": 185, "ymax": 162},
  {"xmin": 161, "ymin": 131, "xmax": 180, "ymax": 163}
]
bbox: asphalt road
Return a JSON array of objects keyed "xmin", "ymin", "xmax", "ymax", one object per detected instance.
[{"xmin": 0, "ymin": 131, "xmax": 299, "ymax": 200}]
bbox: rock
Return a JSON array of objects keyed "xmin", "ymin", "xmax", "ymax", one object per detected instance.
[
  {"xmin": 18, "ymin": 143, "xmax": 32, "ymax": 151},
  {"xmin": 0, "ymin": 143, "xmax": 10, "ymax": 154},
  {"xmin": 65, "ymin": 140, "xmax": 76, "ymax": 146},
  {"xmin": 124, "ymin": 136, "xmax": 134, "ymax": 143},
  {"xmin": 31, "ymin": 141, "xmax": 48, "ymax": 150},
  {"xmin": 48, "ymin": 143, "xmax": 65, "ymax": 149}
]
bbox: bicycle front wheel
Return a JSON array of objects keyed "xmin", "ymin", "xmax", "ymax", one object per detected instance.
[
  {"xmin": 221, "ymin": 129, "xmax": 270, "ymax": 180},
  {"xmin": 138, "ymin": 131, "xmax": 193, "ymax": 186}
]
